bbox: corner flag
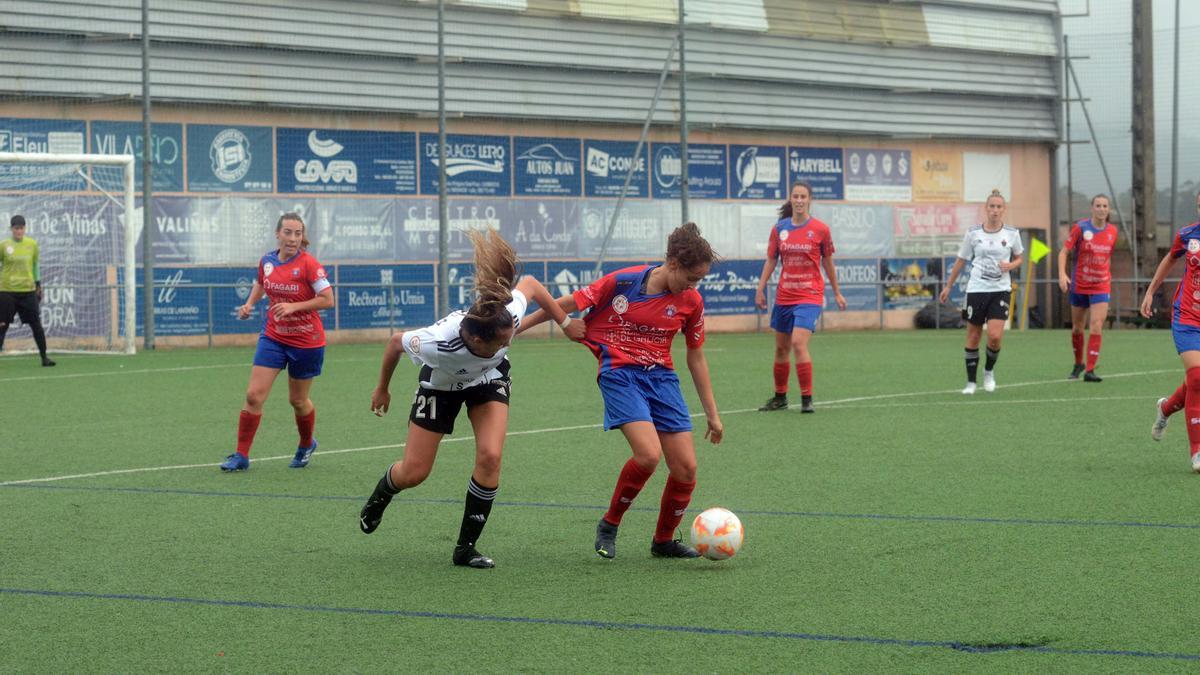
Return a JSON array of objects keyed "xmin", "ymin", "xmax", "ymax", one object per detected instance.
[{"xmin": 1029, "ymin": 237, "xmax": 1050, "ymax": 264}]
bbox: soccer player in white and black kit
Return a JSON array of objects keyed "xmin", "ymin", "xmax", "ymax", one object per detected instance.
[
  {"xmin": 356, "ymin": 228, "xmax": 574, "ymax": 569},
  {"xmin": 939, "ymin": 190, "xmax": 1024, "ymax": 394}
]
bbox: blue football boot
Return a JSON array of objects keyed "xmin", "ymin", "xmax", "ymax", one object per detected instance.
[
  {"xmin": 290, "ymin": 439, "xmax": 317, "ymax": 468},
  {"xmin": 219, "ymin": 453, "xmax": 249, "ymax": 472}
]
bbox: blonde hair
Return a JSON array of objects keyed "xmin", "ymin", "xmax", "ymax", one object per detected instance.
[
  {"xmin": 987, "ymin": 189, "xmax": 1006, "ymax": 204},
  {"xmin": 462, "ymin": 228, "xmax": 519, "ymax": 341}
]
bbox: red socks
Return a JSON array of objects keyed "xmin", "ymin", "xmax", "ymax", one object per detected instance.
[
  {"xmin": 1071, "ymin": 332, "xmax": 1084, "ymax": 365},
  {"xmin": 1185, "ymin": 367, "xmax": 1200, "ymax": 457},
  {"xmin": 1163, "ymin": 382, "xmax": 1187, "ymax": 417},
  {"xmin": 772, "ymin": 362, "xmax": 789, "ymax": 395},
  {"xmin": 653, "ymin": 475, "xmax": 696, "ymax": 544},
  {"xmin": 796, "ymin": 362, "xmax": 813, "ymax": 397},
  {"xmin": 236, "ymin": 410, "xmax": 262, "ymax": 458},
  {"xmin": 1086, "ymin": 334, "xmax": 1102, "ymax": 372},
  {"xmin": 296, "ymin": 409, "xmax": 315, "ymax": 447},
  {"xmin": 603, "ymin": 459, "xmax": 655, "ymax": 526}
]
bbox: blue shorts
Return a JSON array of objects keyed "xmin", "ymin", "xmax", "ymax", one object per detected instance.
[
  {"xmin": 597, "ymin": 367, "xmax": 692, "ymax": 433},
  {"xmin": 770, "ymin": 303, "xmax": 822, "ymax": 334},
  {"xmin": 252, "ymin": 335, "xmax": 325, "ymax": 379},
  {"xmin": 1173, "ymin": 323, "xmax": 1200, "ymax": 354},
  {"xmin": 1069, "ymin": 292, "xmax": 1110, "ymax": 308}
]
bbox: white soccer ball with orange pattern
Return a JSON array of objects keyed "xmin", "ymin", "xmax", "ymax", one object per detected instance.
[{"xmin": 689, "ymin": 507, "xmax": 744, "ymax": 560}]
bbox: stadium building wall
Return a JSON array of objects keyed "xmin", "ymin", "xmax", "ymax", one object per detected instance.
[{"xmin": 0, "ymin": 0, "xmax": 1061, "ymax": 342}]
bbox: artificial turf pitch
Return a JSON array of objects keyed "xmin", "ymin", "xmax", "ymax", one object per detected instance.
[{"xmin": 1, "ymin": 329, "xmax": 1198, "ymax": 672}]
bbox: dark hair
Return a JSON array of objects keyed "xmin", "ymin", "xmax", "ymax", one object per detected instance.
[
  {"xmin": 778, "ymin": 180, "xmax": 814, "ymax": 220},
  {"xmin": 10, "ymin": 215, "xmax": 25, "ymax": 228},
  {"xmin": 1091, "ymin": 194, "xmax": 1110, "ymax": 206},
  {"xmin": 665, "ymin": 222, "xmax": 718, "ymax": 269},
  {"xmin": 461, "ymin": 228, "xmax": 519, "ymax": 342},
  {"xmin": 276, "ymin": 212, "xmax": 310, "ymax": 249}
]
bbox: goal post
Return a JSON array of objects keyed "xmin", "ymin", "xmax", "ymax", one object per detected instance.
[{"xmin": 0, "ymin": 152, "xmax": 137, "ymax": 355}]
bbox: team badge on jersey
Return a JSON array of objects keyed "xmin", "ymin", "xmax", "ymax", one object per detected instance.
[
  {"xmin": 1188, "ymin": 239, "xmax": 1200, "ymax": 253},
  {"xmin": 316, "ymin": 267, "xmax": 327, "ymax": 279},
  {"xmin": 292, "ymin": 268, "xmax": 300, "ymax": 277},
  {"xmin": 407, "ymin": 335, "xmax": 421, "ymax": 354},
  {"xmin": 664, "ymin": 304, "xmax": 677, "ymax": 317},
  {"xmin": 263, "ymin": 262, "xmax": 275, "ymax": 277},
  {"xmin": 779, "ymin": 230, "xmax": 790, "ymax": 241},
  {"xmin": 4, "ymin": 246, "xmax": 12, "ymax": 255},
  {"xmin": 612, "ymin": 294, "xmax": 629, "ymax": 314},
  {"xmin": 1083, "ymin": 230, "xmax": 1094, "ymax": 241}
]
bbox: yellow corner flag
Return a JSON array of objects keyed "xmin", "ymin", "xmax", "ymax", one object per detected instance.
[{"xmin": 1029, "ymin": 237, "xmax": 1050, "ymax": 264}]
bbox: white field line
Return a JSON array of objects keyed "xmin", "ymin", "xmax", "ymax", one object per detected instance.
[{"xmin": 0, "ymin": 368, "xmax": 1174, "ymax": 486}]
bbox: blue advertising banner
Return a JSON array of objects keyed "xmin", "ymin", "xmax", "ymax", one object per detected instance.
[
  {"xmin": 788, "ymin": 147, "xmax": 844, "ymax": 201},
  {"xmin": 700, "ymin": 259, "xmax": 760, "ymax": 316},
  {"xmin": 186, "ymin": 124, "xmax": 273, "ymax": 193},
  {"xmin": 828, "ymin": 259, "xmax": 881, "ymax": 311},
  {"xmin": 651, "ymin": 143, "xmax": 728, "ymax": 199},
  {"xmin": 584, "ymin": 140, "xmax": 648, "ymax": 198},
  {"xmin": 420, "ymin": 133, "xmax": 511, "ymax": 196},
  {"xmin": 337, "ymin": 264, "xmax": 436, "ymax": 330},
  {"xmin": 278, "ymin": 128, "xmax": 417, "ymax": 195},
  {"xmin": 513, "ymin": 137, "xmax": 581, "ymax": 197},
  {"xmin": 844, "ymin": 148, "xmax": 912, "ymax": 202},
  {"xmin": 0, "ymin": 118, "xmax": 87, "ymax": 190},
  {"xmin": 120, "ymin": 266, "xmax": 267, "ymax": 337},
  {"xmin": 28, "ymin": 263, "xmax": 111, "ymax": 339},
  {"xmin": 544, "ymin": 260, "xmax": 637, "ymax": 304},
  {"xmin": 729, "ymin": 144, "xmax": 787, "ymax": 200},
  {"xmin": 92, "ymin": 121, "xmax": 184, "ymax": 192},
  {"xmin": 0, "ymin": 194, "xmax": 122, "ymax": 266}
]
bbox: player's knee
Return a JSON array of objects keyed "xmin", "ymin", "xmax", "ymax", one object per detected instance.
[
  {"xmin": 244, "ymin": 390, "xmax": 267, "ymax": 409},
  {"xmin": 473, "ymin": 447, "xmax": 503, "ymax": 477},
  {"xmin": 986, "ymin": 337, "xmax": 1002, "ymax": 351},
  {"xmin": 398, "ymin": 463, "xmax": 432, "ymax": 487},
  {"xmin": 632, "ymin": 454, "xmax": 660, "ymax": 473},
  {"xmin": 288, "ymin": 395, "xmax": 308, "ymax": 411},
  {"xmin": 671, "ymin": 460, "xmax": 697, "ymax": 482}
]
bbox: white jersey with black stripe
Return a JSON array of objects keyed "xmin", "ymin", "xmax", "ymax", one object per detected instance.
[
  {"xmin": 400, "ymin": 290, "xmax": 528, "ymax": 391},
  {"xmin": 957, "ymin": 224, "xmax": 1024, "ymax": 294}
]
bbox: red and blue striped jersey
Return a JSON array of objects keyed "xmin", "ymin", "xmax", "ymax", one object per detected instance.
[
  {"xmin": 1170, "ymin": 222, "xmax": 1200, "ymax": 328},
  {"xmin": 1064, "ymin": 218, "xmax": 1118, "ymax": 294},
  {"xmin": 767, "ymin": 216, "xmax": 835, "ymax": 305},
  {"xmin": 573, "ymin": 264, "xmax": 705, "ymax": 372},
  {"xmin": 258, "ymin": 249, "xmax": 330, "ymax": 348}
]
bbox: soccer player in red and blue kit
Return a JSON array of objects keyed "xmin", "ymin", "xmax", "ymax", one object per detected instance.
[
  {"xmin": 755, "ymin": 180, "xmax": 846, "ymax": 413},
  {"xmin": 519, "ymin": 223, "xmax": 724, "ymax": 559},
  {"xmin": 219, "ymin": 213, "xmax": 334, "ymax": 472},
  {"xmin": 1141, "ymin": 191, "xmax": 1200, "ymax": 472},
  {"xmin": 1059, "ymin": 194, "xmax": 1118, "ymax": 382}
]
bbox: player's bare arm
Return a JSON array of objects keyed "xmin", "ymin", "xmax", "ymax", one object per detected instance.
[
  {"xmin": 686, "ymin": 345, "xmax": 723, "ymax": 444},
  {"xmin": 272, "ymin": 287, "xmax": 334, "ymax": 319},
  {"xmin": 371, "ymin": 332, "xmax": 406, "ymax": 415}
]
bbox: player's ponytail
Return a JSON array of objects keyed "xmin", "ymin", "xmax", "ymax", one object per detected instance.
[
  {"xmin": 276, "ymin": 212, "xmax": 310, "ymax": 249},
  {"xmin": 462, "ymin": 227, "xmax": 518, "ymax": 342},
  {"xmin": 665, "ymin": 222, "xmax": 718, "ymax": 269}
]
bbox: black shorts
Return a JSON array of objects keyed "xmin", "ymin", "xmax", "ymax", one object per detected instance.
[
  {"xmin": 409, "ymin": 368, "xmax": 511, "ymax": 435},
  {"xmin": 0, "ymin": 291, "xmax": 40, "ymax": 327},
  {"xmin": 962, "ymin": 291, "xmax": 1010, "ymax": 326}
]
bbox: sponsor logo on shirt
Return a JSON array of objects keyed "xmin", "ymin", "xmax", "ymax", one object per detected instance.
[{"xmin": 316, "ymin": 267, "xmax": 327, "ymax": 279}]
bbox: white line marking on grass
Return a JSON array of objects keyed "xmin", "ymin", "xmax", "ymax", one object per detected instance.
[
  {"xmin": 0, "ymin": 368, "xmax": 1173, "ymax": 486},
  {"xmin": 822, "ymin": 395, "xmax": 1146, "ymax": 410},
  {"xmin": 0, "ymin": 357, "xmax": 381, "ymax": 383},
  {"xmin": 0, "ymin": 422, "xmax": 607, "ymax": 486}
]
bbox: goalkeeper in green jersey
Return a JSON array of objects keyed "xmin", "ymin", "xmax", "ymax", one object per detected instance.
[{"xmin": 0, "ymin": 215, "xmax": 55, "ymax": 366}]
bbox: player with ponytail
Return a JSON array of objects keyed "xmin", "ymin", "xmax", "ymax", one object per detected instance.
[{"xmin": 357, "ymin": 228, "xmax": 571, "ymax": 568}]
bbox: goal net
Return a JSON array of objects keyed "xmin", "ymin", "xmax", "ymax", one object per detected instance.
[{"xmin": 0, "ymin": 152, "xmax": 137, "ymax": 355}]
